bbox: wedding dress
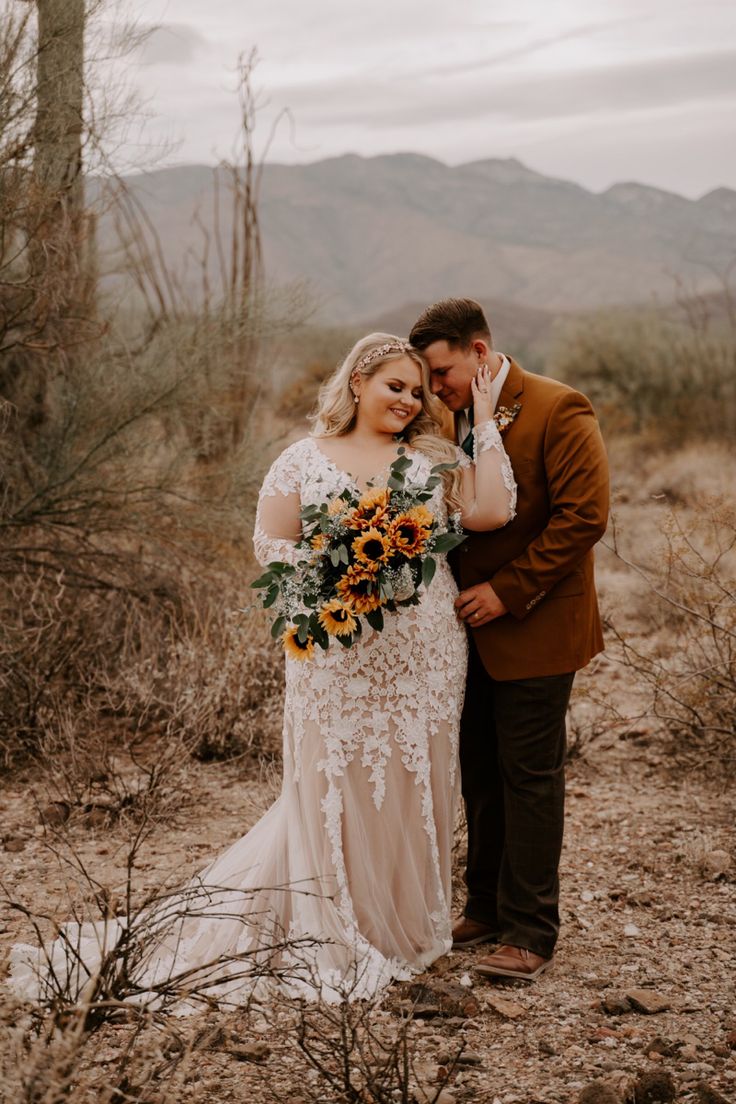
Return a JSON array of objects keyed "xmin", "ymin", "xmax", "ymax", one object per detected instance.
[{"xmin": 8, "ymin": 429, "xmax": 515, "ymax": 1011}]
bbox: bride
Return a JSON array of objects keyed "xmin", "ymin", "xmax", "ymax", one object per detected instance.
[{"xmin": 8, "ymin": 334, "xmax": 516, "ymax": 1011}]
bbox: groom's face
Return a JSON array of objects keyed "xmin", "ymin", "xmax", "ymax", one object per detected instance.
[{"xmin": 423, "ymin": 340, "xmax": 479, "ymax": 412}]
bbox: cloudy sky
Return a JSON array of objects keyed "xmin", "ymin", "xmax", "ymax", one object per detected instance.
[{"xmin": 119, "ymin": 0, "xmax": 736, "ymax": 198}]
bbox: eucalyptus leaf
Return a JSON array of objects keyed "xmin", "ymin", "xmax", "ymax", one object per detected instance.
[
  {"xmin": 365, "ymin": 607, "xmax": 384, "ymax": 632},
  {"xmin": 432, "ymin": 532, "xmax": 467, "ymax": 553},
  {"xmin": 421, "ymin": 556, "xmax": 437, "ymax": 588}
]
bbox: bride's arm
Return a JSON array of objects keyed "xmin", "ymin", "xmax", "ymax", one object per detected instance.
[
  {"xmin": 457, "ymin": 367, "xmax": 517, "ymax": 532},
  {"xmin": 253, "ymin": 445, "xmax": 305, "ymax": 566}
]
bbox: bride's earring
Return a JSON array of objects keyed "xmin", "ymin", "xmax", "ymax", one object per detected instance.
[{"xmin": 353, "ymin": 394, "xmax": 359, "ymax": 404}]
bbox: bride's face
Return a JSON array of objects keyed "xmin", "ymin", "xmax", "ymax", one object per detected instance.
[{"xmin": 353, "ymin": 357, "xmax": 424, "ymax": 435}]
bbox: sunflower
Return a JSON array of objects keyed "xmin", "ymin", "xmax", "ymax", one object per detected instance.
[
  {"xmin": 347, "ymin": 487, "xmax": 391, "ymax": 531},
  {"xmin": 318, "ymin": 599, "xmax": 358, "ymax": 637},
  {"xmin": 407, "ymin": 504, "xmax": 434, "ymax": 529},
  {"xmin": 336, "ymin": 565, "xmax": 383, "ymax": 614},
  {"xmin": 388, "ymin": 512, "xmax": 431, "ymax": 557},
  {"xmin": 311, "ymin": 532, "xmax": 328, "ymax": 551},
  {"xmin": 282, "ymin": 625, "xmax": 315, "ymax": 661},
  {"xmin": 352, "ymin": 527, "xmax": 391, "ymax": 568}
]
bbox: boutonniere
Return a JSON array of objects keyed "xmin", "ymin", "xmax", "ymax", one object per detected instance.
[{"xmin": 494, "ymin": 403, "xmax": 521, "ymax": 435}]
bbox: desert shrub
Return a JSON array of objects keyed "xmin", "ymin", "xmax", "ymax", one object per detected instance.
[
  {"xmin": 608, "ymin": 498, "xmax": 736, "ymax": 774},
  {"xmin": 550, "ymin": 290, "xmax": 736, "ymax": 442},
  {"xmin": 108, "ymin": 600, "xmax": 285, "ymax": 765},
  {"xmin": 276, "ymin": 324, "xmax": 360, "ymax": 419}
]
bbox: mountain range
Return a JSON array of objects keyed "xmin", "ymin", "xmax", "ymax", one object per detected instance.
[{"xmin": 104, "ymin": 154, "xmax": 736, "ymax": 324}]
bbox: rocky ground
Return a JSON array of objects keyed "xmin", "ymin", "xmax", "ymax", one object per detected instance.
[
  {"xmin": 1, "ymin": 440, "xmax": 734, "ymax": 1103},
  {"xmin": 1, "ymin": 733, "xmax": 734, "ymax": 1104}
]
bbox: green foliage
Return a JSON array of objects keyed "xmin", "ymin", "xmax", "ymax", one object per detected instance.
[{"xmin": 550, "ymin": 294, "xmax": 736, "ymax": 443}]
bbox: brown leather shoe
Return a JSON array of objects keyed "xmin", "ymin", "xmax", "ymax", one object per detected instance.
[
  {"xmin": 473, "ymin": 944, "xmax": 553, "ymax": 981},
  {"xmin": 451, "ymin": 916, "xmax": 499, "ymax": 949}
]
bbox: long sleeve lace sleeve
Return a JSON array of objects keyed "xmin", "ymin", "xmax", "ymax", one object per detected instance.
[
  {"xmin": 457, "ymin": 419, "xmax": 517, "ymax": 531},
  {"xmin": 253, "ymin": 443, "xmax": 305, "ymax": 567}
]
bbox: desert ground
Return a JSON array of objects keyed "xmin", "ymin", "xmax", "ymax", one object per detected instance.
[{"xmin": 1, "ymin": 437, "xmax": 734, "ymax": 1104}]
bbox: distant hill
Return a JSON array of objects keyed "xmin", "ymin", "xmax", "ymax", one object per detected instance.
[{"xmin": 100, "ymin": 154, "xmax": 736, "ymax": 324}]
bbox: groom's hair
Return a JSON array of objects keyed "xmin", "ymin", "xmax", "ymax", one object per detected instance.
[{"xmin": 409, "ymin": 297, "xmax": 492, "ymax": 351}]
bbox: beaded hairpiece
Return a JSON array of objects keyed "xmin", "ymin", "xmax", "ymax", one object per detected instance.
[{"xmin": 354, "ymin": 341, "xmax": 410, "ymax": 374}]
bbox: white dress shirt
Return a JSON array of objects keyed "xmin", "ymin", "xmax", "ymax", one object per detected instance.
[{"xmin": 457, "ymin": 353, "xmax": 510, "ymax": 444}]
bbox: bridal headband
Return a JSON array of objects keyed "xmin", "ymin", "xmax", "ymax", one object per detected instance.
[{"xmin": 354, "ymin": 341, "xmax": 411, "ymax": 374}]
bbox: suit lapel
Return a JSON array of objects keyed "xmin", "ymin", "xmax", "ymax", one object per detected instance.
[{"xmin": 497, "ymin": 357, "xmax": 525, "ymax": 407}]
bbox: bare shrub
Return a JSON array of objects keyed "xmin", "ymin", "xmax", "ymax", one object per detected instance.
[
  {"xmin": 550, "ymin": 282, "xmax": 736, "ymax": 442},
  {"xmin": 275, "ymin": 325, "xmax": 359, "ymax": 420},
  {"xmin": 108, "ymin": 601, "xmax": 285, "ymax": 765},
  {"xmin": 607, "ymin": 498, "xmax": 736, "ymax": 773},
  {"xmin": 0, "ymin": 19, "xmax": 297, "ymax": 772}
]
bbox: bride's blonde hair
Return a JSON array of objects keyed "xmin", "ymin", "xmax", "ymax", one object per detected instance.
[{"xmin": 310, "ymin": 332, "xmax": 464, "ymax": 513}]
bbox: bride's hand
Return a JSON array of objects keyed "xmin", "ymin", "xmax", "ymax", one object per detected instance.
[{"xmin": 471, "ymin": 363, "xmax": 493, "ymax": 425}]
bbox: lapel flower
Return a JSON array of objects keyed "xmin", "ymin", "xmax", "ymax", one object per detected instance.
[{"xmin": 494, "ymin": 403, "xmax": 522, "ymax": 435}]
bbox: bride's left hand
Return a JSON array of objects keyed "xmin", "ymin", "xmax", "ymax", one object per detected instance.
[{"xmin": 471, "ymin": 363, "xmax": 493, "ymax": 425}]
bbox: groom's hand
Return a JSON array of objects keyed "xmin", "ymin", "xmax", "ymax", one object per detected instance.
[{"xmin": 455, "ymin": 582, "xmax": 507, "ymax": 626}]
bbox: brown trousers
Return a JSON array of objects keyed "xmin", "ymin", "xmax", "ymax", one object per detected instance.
[{"xmin": 460, "ymin": 639, "xmax": 575, "ymax": 958}]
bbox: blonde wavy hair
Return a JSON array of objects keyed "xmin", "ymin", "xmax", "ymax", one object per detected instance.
[{"xmin": 310, "ymin": 332, "xmax": 464, "ymax": 513}]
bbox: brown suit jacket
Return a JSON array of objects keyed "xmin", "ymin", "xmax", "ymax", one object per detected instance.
[{"xmin": 454, "ymin": 357, "xmax": 610, "ymax": 680}]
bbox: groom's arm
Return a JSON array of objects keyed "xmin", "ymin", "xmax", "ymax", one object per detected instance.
[{"xmin": 489, "ymin": 389, "xmax": 609, "ymax": 621}]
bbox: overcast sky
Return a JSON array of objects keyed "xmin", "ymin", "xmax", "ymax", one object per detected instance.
[{"xmin": 118, "ymin": 0, "xmax": 736, "ymax": 198}]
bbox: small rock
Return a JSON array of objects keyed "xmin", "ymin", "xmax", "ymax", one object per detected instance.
[
  {"xmin": 40, "ymin": 802, "xmax": 71, "ymax": 826},
  {"xmin": 629, "ymin": 891, "xmax": 654, "ymax": 908},
  {"xmin": 484, "ymin": 993, "xmax": 526, "ymax": 1020},
  {"xmin": 415, "ymin": 1089, "xmax": 455, "ymax": 1104},
  {"xmin": 579, "ymin": 1079, "xmax": 623, "ymax": 1104},
  {"xmin": 713, "ymin": 1044, "xmax": 731, "ymax": 1059},
  {"xmin": 456, "ymin": 1050, "xmax": 482, "ymax": 1066},
  {"xmin": 603, "ymin": 1071, "xmax": 637, "ymax": 1103},
  {"xmin": 404, "ymin": 979, "xmax": 479, "ymax": 1019},
  {"xmin": 582, "ymin": 890, "xmax": 595, "ymax": 903},
  {"xmin": 624, "ymin": 923, "xmax": 642, "ymax": 938},
  {"xmin": 590, "ymin": 1027, "xmax": 620, "ymax": 1042},
  {"xmin": 602, "ymin": 992, "xmax": 633, "ymax": 1016},
  {"xmin": 624, "ymin": 990, "xmax": 671, "ymax": 1015},
  {"xmin": 229, "ymin": 1041, "xmax": 270, "ymax": 1062},
  {"xmin": 634, "ymin": 1070, "xmax": 677, "ymax": 1104},
  {"xmin": 643, "ymin": 1037, "xmax": 679, "ymax": 1058},
  {"xmin": 2, "ymin": 836, "xmax": 26, "ymax": 853},
  {"xmin": 695, "ymin": 1083, "xmax": 733, "ymax": 1104},
  {"xmin": 700, "ymin": 851, "xmax": 732, "ymax": 882},
  {"xmin": 539, "ymin": 1039, "xmax": 557, "ymax": 1056},
  {"xmin": 681, "ymin": 1045, "xmax": 699, "ymax": 1062},
  {"xmin": 84, "ymin": 804, "xmax": 112, "ymax": 829}
]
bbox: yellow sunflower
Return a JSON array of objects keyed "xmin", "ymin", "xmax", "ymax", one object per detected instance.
[
  {"xmin": 336, "ymin": 566, "xmax": 383, "ymax": 614},
  {"xmin": 352, "ymin": 527, "xmax": 391, "ymax": 568},
  {"xmin": 388, "ymin": 513, "xmax": 431, "ymax": 557},
  {"xmin": 282, "ymin": 625, "xmax": 315, "ymax": 661},
  {"xmin": 347, "ymin": 487, "xmax": 391, "ymax": 531},
  {"xmin": 407, "ymin": 504, "xmax": 434, "ymax": 529},
  {"xmin": 318, "ymin": 599, "xmax": 358, "ymax": 637}
]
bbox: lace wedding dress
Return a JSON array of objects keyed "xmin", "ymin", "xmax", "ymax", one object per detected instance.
[{"xmin": 8, "ymin": 429, "xmax": 515, "ymax": 1011}]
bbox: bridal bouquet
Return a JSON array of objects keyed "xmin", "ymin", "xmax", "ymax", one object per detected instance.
[{"xmin": 251, "ymin": 450, "xmax": 466, "ymax": 659}]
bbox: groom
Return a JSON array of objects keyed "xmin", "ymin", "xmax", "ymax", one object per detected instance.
[{"xmin": 410, "ymin": 298, "xmax": 609, "ymax": 980}]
